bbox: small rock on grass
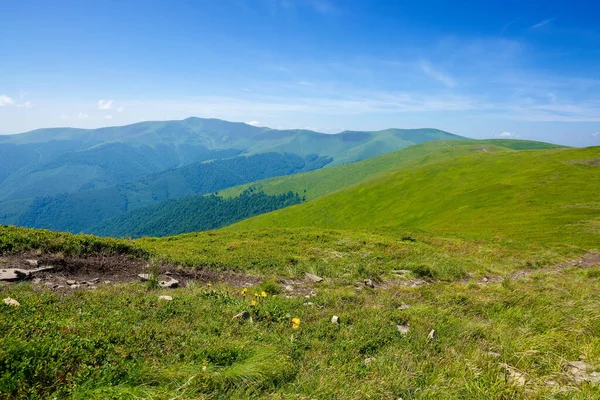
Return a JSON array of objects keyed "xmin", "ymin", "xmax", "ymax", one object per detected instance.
[
  {"xmin": 567, "ymin": 360, "xmax": 600, "ymax": 384},
  {"xmin": 306, "ymin": 273, "xmax": 324, "ymax": 283},
  {"xmin": 158, "ymin": 295, "xmax": 173, "ymax": 301},
  {"xmin": 3, "ymin": 298, "xmax": 20, "ymax": 306},
  {"xmin": 159, "ymin": 278, "xmax": 179, "ymax": 289},
  {"xmin": 397, "ymin": 303, "xmax": 410, "ymax": 310},
  {"xmin": 364, "ymin": 357, "xmax": 376, "ymax": 364},
  {"xmin": 364, "ymin": 279, "xmax": 375, "ymax": 288},
  {"xmin": 427, "ymin": 329, "xmax": 437, "ymax": 341},
  {"xmin": 25, "ymin": 259, "xmax": 38, "ymax": 267},
  {"xmin": 331, "ymin": 315, "xmax": 340, "ymax": 324},
  {"xmin": 233, "ymin": 311, "xmax": 251, "ymax": 320},
  {"xmin": 66, "ymin": 280, "xmax": 76, "ymax": 285},
  {"xmin": 138, "ymin": 274, "xmax": 150, "ymax": 281},
  {"xmin": 397, "ymin": 323, "xmax": 410, "ymax": 335}
]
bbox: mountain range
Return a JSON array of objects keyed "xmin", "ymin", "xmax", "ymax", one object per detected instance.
[{"xmin": 0, "ymin": 117, "xmax": 465, "ymax": 233}]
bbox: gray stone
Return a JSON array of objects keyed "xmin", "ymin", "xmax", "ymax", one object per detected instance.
[
  {"xmin": 45, "ymin": 282, "xmax": 56, "ymax": 289},
  {"xmin": 88, "ymin": 286, "xmax": 97, "ymax": 290},
  {"xmin": 331, "ymin": 315, "xmax": 340, "ymax": 324},
  {"xmin": 567, "ymin": 360, "xmax": 600, "ymax": 384},
  {"xmin": 56, "ymin": 285, "xmax": 66, "ymax": 289},
  {"xmin": 233, "ymin": 311, "xmax": 251, "ymax": 320},
  {"xmin": 364, "ymin": 279, "xmax": 375, "ymax": 288},
  {"xmin": 501, "ymin": 363, "xmax": 526, "ymax": 386},
  {"xmin": 32, "ymin": 278, "xmax": 42, "ymax": 284},
  {"xmin": 3, "ymin": 297, "xmax": 20, "ymax": 306},
  {"xmin": 138, "ymin": 273, "xmax": 150, "ymax": 281},
  {"xmin": 306, "ymin": 273, "xmax": 324, "ymax": 283},
  {"xmin": 103, "ymin": 280, "xmax": 111, "ymax": 284},
  {"xmin": 427, "ymin": 329, "xmax": 437, "ymax": 341},
  {"xmin": 364, "ymin": 357, "xmax": 376, "ymax": 364},
  {"xmin": 397, "ymin": 323, "xmax": 410, "ymax": 335},
  {"xmin": 158, "ymin": 295, "xmax": 173, "ymax": 301},
  {"xmin": 0, "ymin": 268, "xmax": 30, "ymax": 281},
  {"xmin": 70, "ymin": 284, "xmax": 81, "ymax": 289},
  {"xmin": 88, "ymin": 278, "xmax": 100, "ymax": 284},
  {"xmin": 392, "ymin": 270, "xmax": 411, "ymax": 275},
  {"xmin": 25, "ymin": 259, "xmax": 38, "ymax": 267},
  {"xmin": 66, "ymin": 280, "xmax": 76, "ymax": 285},
  {"xmin": 398, "ymin": 303, "xmax": 411, "ymax": 310},
  {"xmin": 159, "ymin": 278, "xmax": 179, "ymax": 288}
]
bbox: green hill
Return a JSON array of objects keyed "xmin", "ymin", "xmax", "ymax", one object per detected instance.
[
  {"xmin": 78, "ymin": 139, "xmax": 561, "ymax": 238},
  {"xmin": 219, "ymin": 139, "xmax": 564, "ymax": 201},
  {"xmin": 228, "ymin": 144, "xmax": 599, "ymax": 249}
]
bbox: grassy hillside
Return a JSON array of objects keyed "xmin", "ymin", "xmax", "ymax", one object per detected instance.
[
  {"xmin": 220, "ymin": 139, "xmax": 565, "ymax": 201},
  {"xmin": 229, "ymin": 145, "xmax": 599, "ymax": 249},
  {"xmin": 2, "ymin": 225, "xmax": 600, "ymax": 398}
]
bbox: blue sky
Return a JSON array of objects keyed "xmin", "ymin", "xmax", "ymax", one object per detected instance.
[{"xmin": 1, "ymin": 0, "xmax": 599, "ymax": 146}]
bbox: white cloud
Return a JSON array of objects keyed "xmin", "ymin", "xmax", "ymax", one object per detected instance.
[
  {"xmin": 497, "ymin": 132, "xmax": 520, "ymax": 138},
  {"xmin": 593, "ymin": 132, "xmax": 600, "ymax": 137},
  {"xmin": 530, "ymin": 18, "xmax": 553, "ymax": 29},
  {"xmin": 60, "ymin": 114, "xmax": 70, "ymax": 120},
  {"xmin": 0, "ymin": 95, "xmax": 15, "ymax": 107},
  {"xmin": 16, "ymin": 101, "xmax": 33, "ymax": 108},
  {"xmin": 420, "ymin": 61, "xmax": 456, "ymax": 88},
  {"xmin": 78, "ymin": 112, "xmax": 89, "ymax": 119},
  {"xmin": 246, "ymin": 120, "xmax": 261, "ymax": 126},
  {"xmin": 97, "ymin": 100, "xmax": 114, "ymax": 110},
  {"xmin": 116, "ymin": 106, "xmax": 124, "ymax": 113},
  {"xmin": 104, "ymin": 115, "xmax": 113, "ymax": 120}
]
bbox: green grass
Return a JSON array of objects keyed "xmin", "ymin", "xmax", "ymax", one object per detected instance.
[
  {"xmin": 0, "ymin": 225, "xmax": 145, "ymax": 257},
  {"xmin": 219, "ymin": 139, "xmax": 565, "ymax": 201},
  {"xmin": 229, "ymin": 145, "xmax": 600, "ymax": 250},
  {"xmin": 2, "ymin": 264, "xmax": 600, "ymax": 398}
]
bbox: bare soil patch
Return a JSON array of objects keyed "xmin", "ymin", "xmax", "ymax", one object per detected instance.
[{"xmin": 0, "ymin": 252, "xmax": 262, "ymax": 291}]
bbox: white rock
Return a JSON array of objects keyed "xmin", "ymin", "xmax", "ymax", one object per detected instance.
[
  {"xmin": 25, "ymin": 259, "xmax": 38, "ymax": 267},
  {"xmin": 3, "ymin": 297, "xmax": 20, "ymax": 306},
  {"xmin": 138, "ymin": 274, "xmax": 150, "ymax": 281},
  {"xmin": 331, "ymin": 315, "xmax": 340, "ymax": 324},
  {"xmin": 158, "ymin": 295, "xmax": 173, "ymax": 301},
  {"xmin": 66, "ymin": 280, "xmax": 76, "ymax": 285},
  {"xmin": 305, "ymin": 273, "xmax": 324, "ymax": 283},
  {"xmin": 427, "ymin": 329, "xmax": 436, "ymax": 341},
  {"xmin": 159, "ymin": 278, "xmax": 179, "ymax": 288},
  {"xmin": 397, "ymin": 323, "xmax": 410, "ymax": 335},
  {"xmin": 364, "ymin": 279, "xmax": 375, "ymax": 288}
]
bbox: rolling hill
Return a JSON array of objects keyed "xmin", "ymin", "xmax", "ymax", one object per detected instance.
[
  {"xmin": 228, "ymin": 144, "xmax": 600, "ymax": 248},
  {"xmin": 91, "ymin": 139, "xmax": 566, "ymax": 238}
]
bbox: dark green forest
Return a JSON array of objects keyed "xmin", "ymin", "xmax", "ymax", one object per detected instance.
[{"xmin": 90, "ymin": 188, "xmax": 304, "ymax": 238}]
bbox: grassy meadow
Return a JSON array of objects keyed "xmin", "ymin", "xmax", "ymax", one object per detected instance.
[{"xmin": 1, "ymin": 139, "xmax": 599, "ymax": 399}]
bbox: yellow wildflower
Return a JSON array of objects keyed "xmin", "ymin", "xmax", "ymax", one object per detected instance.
[
  {"xmin": 207, "ymin": 283, "xmax": 211, "ymax": 287},
  {"xmin": 261, "ymin": 291, "xmax": 267, "ymax": 297},
  {"xmin": 254, "ymin": 292, "xmax": 259, "ymax": 297},
  {"xmin": 241, "ymin": 288, "xmax": 248, "ymax": 296},
  {"xmin": 250, "ymin": 300, "xmax": 257, "ymax": 307},
  {"xmin": 292, "ymin": 317, "xmax": 301, "ymax": 329}
]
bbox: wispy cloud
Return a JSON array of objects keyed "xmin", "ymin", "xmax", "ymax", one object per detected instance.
[
  {"xmin": 77, "ymin": 112, "xmax": 89, "ymax": 119},
  {"xmin": 420, "ymin": 61, "xmax": 456, "ymax": 88},
  {"xmin": 97, "ymin": 99, "xmax": 113, "ymax": 110},
  {"xmin": 16, "ymin": 101, "xmax": 33, "ymax": 108},
  {"xmin": 0, "ymin": 95, "xmax": 15, "ymax": 107},
  {"xmin": 117, "ymin": 106, "xmax": 125, "ymax": 113},
  {"xmin": 497, "ymin": 132, "xmax": 519, "ymax": 138},
  {"xmin": 104, "ymin": 115, "xmax": 113, "ymax": 120},
  {"xmin": 246, "ymin": 120, "xmax": 261, "ymax": 126},
  {"xmin": 530, "ymin": 18, "xmax": 553, "ymax": 29}
]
